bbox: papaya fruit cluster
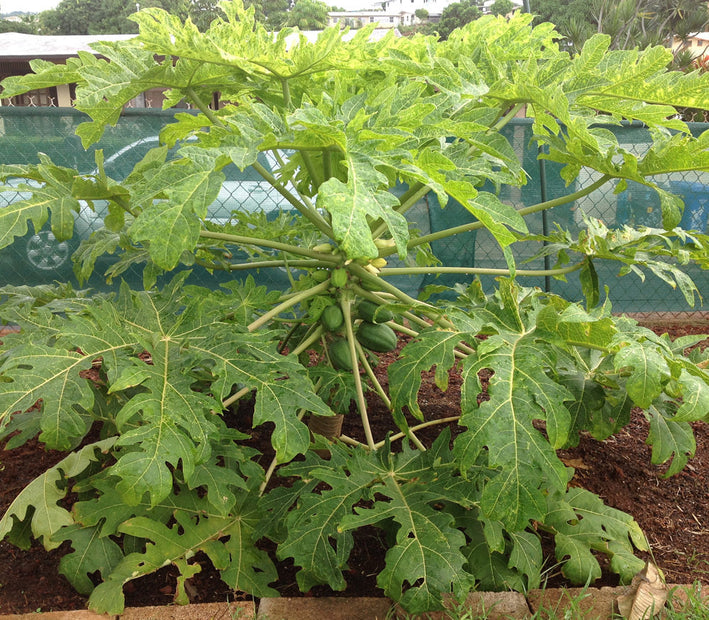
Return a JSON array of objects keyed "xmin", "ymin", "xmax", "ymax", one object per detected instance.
[{"xmin": 317, "ymin": 292, "xmax": 398, "ymax": 371}]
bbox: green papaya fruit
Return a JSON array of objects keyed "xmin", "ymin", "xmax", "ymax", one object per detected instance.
[
  {"xmin": 331, "ymin": 268, "xmax": 348, "ymax": 288},
  {"xmin": 356, "ymin": 321, "xmax": 397, "ymax": 353},
  {"xmin": 357, "ymin": 300, "xmax": 394, "ymax": 324},
  {"xmin": 321, "ymin": 305, "xmax": 344, "ymax": 332},
  {"xmin": 329, "ymin": 338, "xmax": 354, "ymax": 370}
]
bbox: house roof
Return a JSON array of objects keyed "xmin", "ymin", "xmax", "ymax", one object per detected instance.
[
  {"xmin": 0, "ymin": 29, "xmax": 395, "ymax": 62},
  {"xmin": 0, "ymin": 32, "xmax": 135, "ymax": 61}
]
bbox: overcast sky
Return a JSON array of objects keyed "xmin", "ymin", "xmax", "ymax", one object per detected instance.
[{"xmin": 2, "ymin": 0, "xmax": 60, "ymax": 13}]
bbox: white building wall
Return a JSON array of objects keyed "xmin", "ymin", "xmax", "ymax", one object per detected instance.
[
  {"xmin": 328, "ymin": 10, "xmax": 417, "ymax": 28},
  {"xmin": 382, "ymin": 0, "xmax": 461, "ymax": 16}
]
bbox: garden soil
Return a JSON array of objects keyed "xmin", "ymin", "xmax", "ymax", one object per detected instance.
[{"xmin": 1, "ymin": 321, "xmax": 708, "ymax": 614}]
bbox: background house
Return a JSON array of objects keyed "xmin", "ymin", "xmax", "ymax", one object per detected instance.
[
  {"xmin": 0, "ymin": 29, "xmax": 397, "ymax": 108},
  {"xmin": 328, "ymin": 0, "xmax": 523, "ymax": 30},
  {"xmin": 0, "ymin": 32, "xmax": 139, "ymax": 107},
  {"xmin": 328, "ymin": 10, "xmax": 415, "ymax": 28},
  {"xmin": 672, "ymin": 31, "xmax": 709, "ymax": 56}
]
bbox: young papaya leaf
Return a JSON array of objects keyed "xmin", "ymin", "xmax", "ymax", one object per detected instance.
[
  {"xmin": 196, "ymin": 332, "xmax": 332, "ymax": 463},
  {"xmin": 72, "ymin": 228, "xmax": 123, "ymax": 284},
  {"xmin": 338, "ymin": 443, "xmax": 472, "ymax": 613},
  {"xmin": 388, "ymin": 328, "xmax": 467, "ymax": 421},
  {"xmin": 0, "ymin": 438, "xmax": 116, "ymax": 550},
  {"xmin": 645, "ymin": 401, "xmax": 696, "ymax": 478},
  {"xmin": 55, "ymin": 524, "xmax": 124, "ymax": 595},
  {"xmin": 211, "ymin": 276, "xmax": 283, "ymax": 325},
  {"xmin": 318, "ymin": 157, "xmax": 408, "ymax": 261},
  {"xmin": 508, "ymin": 530, "xmax": 543, "ymax": 591},
  {"xmin": 546, "ymin": 487, "xmax": 648, "ymax": 585},
  {"xmin": 674, "ymin": 368, "xmax": 709, "ymax": 423},
  {"xmin": 308, "ymin": 364, "xmax": 358, "ymax": 416},
  {"xmin": 187, "ymin": 458, "xmax": 249, "ymax": 517},
  {"xmin": 72, "ymin": 481, "xmax": 154, "ymax": 538},
  {"xmin": 536, "ymin": 300, "xmax": 617, "ymax": 351},
  {"xmin": 464, "ymin": 536, "xmax": 526, "ymax": 592},
  {"xmin": 277, "ymin": 448, "xmax": 374, "ymax": 592},
  {"xmin": 454, "ymin": 326, "xmax": 573, "ymax": 530},
  {"xmin": 552, "ymin": 532, "xmax": 603, "ymax": 585},
  {"xmin": 88, "ymin": 498, "xmax": 277, "ymax": 614},
  {"xmin": 256, "ymin": 479, "xmax": 318, "ymax": 542},
  {"xmin": 211, "ymin": 502, "xmax": 280, "ymax": 599},
  {"xmin": 558, "ymin": 374, "xmax": 620, "ymax": 446},
  {"xmin": 613, "ymin": 339, "xmax": 671, "ymax": 409}
]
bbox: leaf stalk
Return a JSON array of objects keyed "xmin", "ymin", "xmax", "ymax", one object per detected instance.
[
  {"xmin": 407, "ymin": 174, "xmax": 614, "ymax": 250},
  {"xmin": 248, "ymin": 280, "xmax": 330, "ymax": 332},
  {"xmin": 340, "ymin": 297, "xmax": 376, "ymax": 450}
]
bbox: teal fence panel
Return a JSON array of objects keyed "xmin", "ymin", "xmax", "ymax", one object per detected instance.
[
  {"xmin": 0, "ymin": 108, "xmax": 300, "ymax": 292},
  {"xmin": 1, "ymin": 108, "xmax": 708, "ymax": 315},
  {"xmin": 426, "ymin": 119, "xmax": 709, "ymax": 314}
]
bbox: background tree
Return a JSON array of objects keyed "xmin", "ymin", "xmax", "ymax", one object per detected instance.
[
  {"xmin": 39, "ymin": 0, "xmax": 216, "ymax": 34},
  {"xmin": 435, "ymin": 0, "xmax": 483, "ymax": 40},
  {"xmin": 187, "ymin": 0, "xmax": 225, "ymax": 31},
  {"xmin": 286, "ymin": 0, "xmax": 329, "ymax": 30},
  {"xmin": 245, "ymin": 0, "xmax": 290, "ymax": 30},
  {"xmin": 0, "ymin": 16, "xmax": 37, "ymax": 33},
  {"xmin": 489, "ymin": 0, "xmax": 514, "ymax": 17},
  {"xmin": 530, "ymin": 0, "xmax": 709, "ymax": 60},
  {"xmin": 528, "ymin": 0, "xmax": 592, "ymax": 51},
  {"xmin": 40, "ymin": 0, "xmax": 104, "ymax": 35},
  {"xmin": 591, "ymin": 0, "xmax": 709, "ymax": 54}
]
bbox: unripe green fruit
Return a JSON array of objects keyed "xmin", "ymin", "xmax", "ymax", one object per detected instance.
[
  {"xmin": 311, "ymin": 269, "xmax": 330, "ymax": 283},
  {"xmin": 356, "ymin": 321, "xmax": 398, "ymax": 353},
  {"xmin": 357, "ymin": 300, "xmax": 394, "ymax": 324},
  {"xmin": 332, "ymin": 268, "xmax": 348, "ymax": 288},
  {"xmin": 321, "ymin": 305, "xmax": 344, "ymax": 332},
  {"xmin": 329, "ymin": 338, "xmax": 354, "ymax": 370}
]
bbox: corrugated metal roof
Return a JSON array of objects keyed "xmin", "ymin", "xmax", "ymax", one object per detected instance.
[{"xmin": 0, "ymin": 32, "xmax": 136, "ymax": 59}]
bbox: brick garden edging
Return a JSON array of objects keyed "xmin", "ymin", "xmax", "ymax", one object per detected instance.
[{"xmin": 0, "ymin": 584, "xmax": 707, "ymax": 620}]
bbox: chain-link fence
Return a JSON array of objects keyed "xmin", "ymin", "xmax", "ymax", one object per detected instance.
[
  {"xmin": 422, "ymin": 119, "xmax": 709, "ymax": 318},
  {"xmin": 1, "ymin": 108, "xmax": 708, "ymax": 318}
]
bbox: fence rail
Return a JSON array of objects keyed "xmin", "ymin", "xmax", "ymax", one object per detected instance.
[{"xmin": 1, "ymin": 108, "xmax": 707, "ymax": 320}]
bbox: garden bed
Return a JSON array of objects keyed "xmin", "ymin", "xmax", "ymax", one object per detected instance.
[{"xmin": 0, "ymin": 320, "xmax": 707, "ymax": 615}]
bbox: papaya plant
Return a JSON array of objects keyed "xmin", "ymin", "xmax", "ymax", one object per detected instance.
[{"xmin": 1, "ymin": 2, "xmax": 709, "ymax": 614}]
